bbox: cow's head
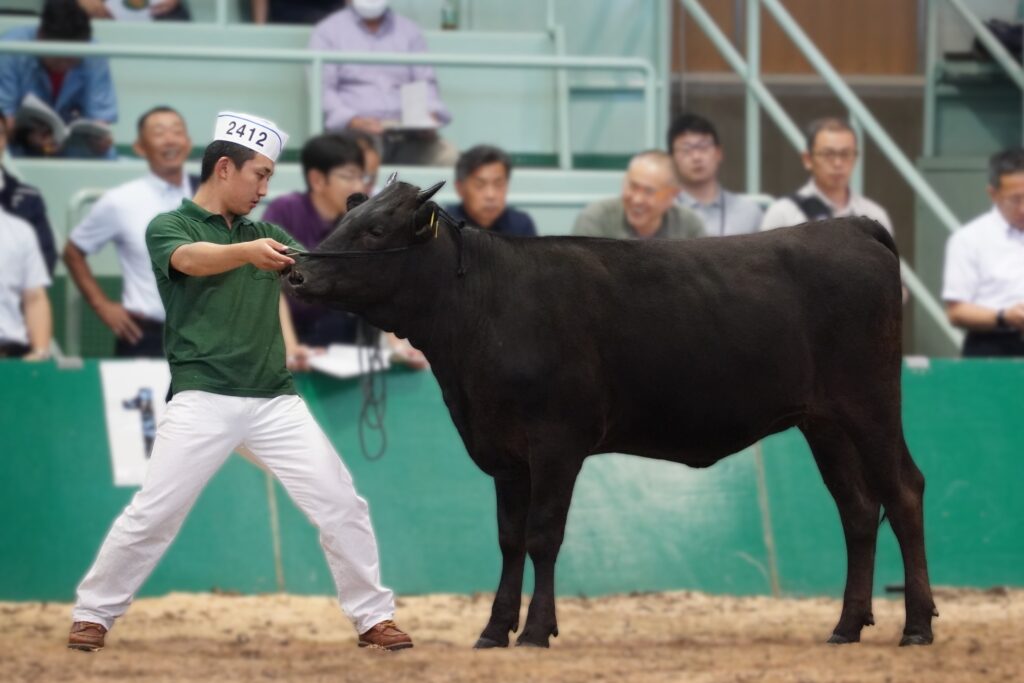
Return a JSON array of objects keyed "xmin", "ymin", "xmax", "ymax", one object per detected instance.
[{"xmin": 281, "ymin": 178, "xmax": 445, "ymax": 312}]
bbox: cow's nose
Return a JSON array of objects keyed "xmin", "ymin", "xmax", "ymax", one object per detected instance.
[{"xmin": 288, "ymin": 268, "xmax": 305, "ymax": 286}]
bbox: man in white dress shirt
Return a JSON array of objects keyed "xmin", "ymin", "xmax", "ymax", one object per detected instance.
[
  {"xmin": 63, "ymin": 106, "xmax": 195, "ymax": 357},
  {"xmin": 943, "ymin": 147, "xmax": 1024, "ymax": 357},
  {"xmin": 760, "ymin": 117, "xmax": 891, "ymax": 233},
  {"xmin": 0, "ymin": 207, "xmax": 52, "ymax": 359}
]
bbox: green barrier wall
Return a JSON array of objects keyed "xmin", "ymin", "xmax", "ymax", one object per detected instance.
[{"xmin": 1, "ymin": 360, "xmax": 1021, "ymax": 602}]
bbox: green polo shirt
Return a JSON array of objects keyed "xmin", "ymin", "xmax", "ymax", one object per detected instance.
[{"xmin": 146, "ymin": 199, "xmax": 302, "ymax": 398}]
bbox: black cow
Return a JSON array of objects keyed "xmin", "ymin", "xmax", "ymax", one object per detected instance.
[{"xmin": 281, "ymin": 180, "xmax": 936, "ymax": 649}]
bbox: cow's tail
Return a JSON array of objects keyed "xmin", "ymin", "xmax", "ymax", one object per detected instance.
[{"xmin": 857, "ymin": 216, "xmax": 898, "ymax": 258}]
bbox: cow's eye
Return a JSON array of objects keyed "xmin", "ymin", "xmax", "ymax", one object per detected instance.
[{"xmin": 368, "ymin": 225, "xmax": 385, "ymax": 237}]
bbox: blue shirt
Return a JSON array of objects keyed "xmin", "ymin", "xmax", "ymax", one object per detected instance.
[
  {"xmin": 0, "ymin": 25, "xmax": 118, "ymax": 126},
  {"xmin": 446, "ymin": 203, "xmax": 538, "ymax": 237}
]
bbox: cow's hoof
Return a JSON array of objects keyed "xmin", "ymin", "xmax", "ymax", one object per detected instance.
[
  {"xmin": 473, "ymin": 636, "xmax": 508, "ymax": 649},
  {"xmin": 899, "ymin": 633, "xmax": 934, "ymax": 647},
  {"xmin": 515, "ymin": 639, "xmax": 549, "ymax": 648},
  {"xmin": 827, "ymin": 632, "xmax": 860, "ymax": 645}
]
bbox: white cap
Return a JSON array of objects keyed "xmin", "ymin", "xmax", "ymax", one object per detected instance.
[{"xmin": 213, "ymin": 111, "xmax": 288, "ymax": 163}]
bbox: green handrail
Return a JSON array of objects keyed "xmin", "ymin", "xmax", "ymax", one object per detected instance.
[
  {"xmin": 678, "ymin": 0, "xmax": 965, "ymax": 351},
  {"xmin": 0, "ymin": 40, "xmax": 658, "ymax": 156}
]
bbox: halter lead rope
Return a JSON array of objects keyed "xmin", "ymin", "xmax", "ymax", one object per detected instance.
[{"xmin": 284, "ymin": 203, "xmax": 468, "ymax": 278}]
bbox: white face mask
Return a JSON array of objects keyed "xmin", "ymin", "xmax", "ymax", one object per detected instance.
[{"xmin": 351, "ymin": 0, "xmax": 388, "ymax": 21}]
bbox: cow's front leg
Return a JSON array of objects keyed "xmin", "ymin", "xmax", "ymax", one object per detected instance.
[
  {"xmin": 517, "ymin": 454, "xmax": 582, "ymax": 648},
  {"xmin": 475, "ymin": 473, "xmax": 531, "ymax": 648}
]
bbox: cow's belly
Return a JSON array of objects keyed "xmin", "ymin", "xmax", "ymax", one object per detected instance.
[{"xmin": 603, "ymin": 404, "xmax": 806, "ymax": 466}]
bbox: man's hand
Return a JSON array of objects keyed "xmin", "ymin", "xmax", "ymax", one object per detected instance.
[
  {"xmin": 96, "ymin": 300, "xmax": 143, "ymax": 343},
  {"xmin": 286, "ymin": 344, "xmax": 323, "ymax": 372},
  {"xmin": 246, "ymin": 238, "xmax": 295, "ymax": 271},
  {"xmin": 1003, "ymin": 302, "xmax": 1024, "ymax": 331},
  {"xmin": 349, "ymin": 117, "xmax": 385, "ymax": 135},
  {"xmin": 77, "ymin": 0, "xmax": 113, "ymax": 18},
  {"xmin": 388, "ymin": 334, "xmax": 429, "ymax": 370},
  {"xmin": 150, "ymin": 0, "xmax": 181, "ymax": 15}
]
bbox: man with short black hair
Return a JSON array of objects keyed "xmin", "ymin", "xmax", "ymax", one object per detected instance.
[
  {"xmin": 668, "ymin": 112, "xmax": 763, "ymax": 237},
  {"xmin": 446, "ymin": 144, "xmax": 537, "ymax": 236},
  {"xmin": 69, "ymin": 111, "xmax": 412, "ymax": 653},
  {"xmin": 0, "ymin": 115, "xmax": 57, "ymax": 275},
  {"xmin": 0, "ymin": 0, "xmax": 117, "ymax": 158},
  {"xmin": 760, "ymin": 117, "xmax": 890, "ymax": 232},
  {"xmin": 264, "ymin": 133, "xmax": 367, "ymax": 349},
  {"xmin": 573, "ymin": 150, "xmax": 704, "ymax": 240},
  {"xmin": 63, "ymin": 106, "xmax": 194, "ymax": 357},
  {"xmin": 943, "ymin": 147, "xmax": 1024, "ymax": 357}
]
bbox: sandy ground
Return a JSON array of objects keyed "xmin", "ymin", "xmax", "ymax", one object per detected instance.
[{"xmin": 1, "ymin": 587, "xmax": 1020, "ymax": 683}]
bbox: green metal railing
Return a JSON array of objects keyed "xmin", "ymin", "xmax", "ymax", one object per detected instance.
[
  {"xmin": 679, "ymin": 0, "xmax": 965, "ymax": 351},
  {"xmin": 0, "ymin": 40, "xmax": 657, "ymax": 170},
  {"xmin": 923, "ymin": 0, "xmax": 1024, "ymax": 156}
]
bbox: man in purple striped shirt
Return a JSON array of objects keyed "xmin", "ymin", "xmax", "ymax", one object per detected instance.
[{"xmin": 310, "ymin": 0, "xmax": 458, "ymax": 166}]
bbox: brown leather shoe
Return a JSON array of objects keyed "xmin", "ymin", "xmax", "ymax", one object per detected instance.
[
  {"xmin": 68, "ymin": 621, "xmax": 107, "ymax": 652},
  {"xmin": 358, "ymin": 619, "xmax": 413, "ymax": 651}
]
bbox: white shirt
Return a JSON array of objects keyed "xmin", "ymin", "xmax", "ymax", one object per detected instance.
[
  {"xmin": 69, "ymin": 172, "xmax": 192, "ymax": 322},
  {"xmin": 0, "ymin": 209, "xmax": 50, "ymax": 345},
  {"xmin": 942, "ymin": 207, "xmax": 1024, "ymax": 309},
  {"xmin": 760, "ymin": 180, "xmax": 893, "ymax": 233}
]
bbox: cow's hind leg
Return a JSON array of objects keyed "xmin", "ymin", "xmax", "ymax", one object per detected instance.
[
  {"xmin": 517, "ymin": 446, "xmax": 583, "ymax": 648},
  {"xmin": 843, "ymin": 415, "xmax": 936, "ymax": 646},
  {"xmin": 475, "ymin": 473, "xmax": 531, "ymax": 648},
  {"xmin": 800, "ymin": 418, "xmax": 880, "ymax": 644}
]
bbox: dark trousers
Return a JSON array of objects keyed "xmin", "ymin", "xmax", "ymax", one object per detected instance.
[
  {"xmin": 114, "ymin": 316, "xmax": 165, "ymax": 358},
  {"xmin": 962, "ymin": 331, "xmax": 1024, "ymax": 358},
  {"xmin": 0, "ymin": 341, "xmax": 30, "ymax": 358}
]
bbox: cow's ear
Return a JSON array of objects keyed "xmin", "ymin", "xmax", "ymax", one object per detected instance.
[
  {"xmin": 412, "ymin": 201, "xmax": 437, "ymax": 241},
  {"xmin": 346, "ymin": 193, "xmax": 369, "ymax": 212}
]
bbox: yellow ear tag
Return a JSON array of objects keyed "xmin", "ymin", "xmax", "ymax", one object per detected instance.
[{"xmin": 431, "ymin": 209, "xmax": 439, "ymax": 238}]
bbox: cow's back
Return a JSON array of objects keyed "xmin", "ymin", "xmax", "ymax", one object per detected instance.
[{"xmin": 482, "ymin": 218, "xmax": 898, "ymax": 460}]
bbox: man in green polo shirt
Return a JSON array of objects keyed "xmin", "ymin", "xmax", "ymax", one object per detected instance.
[{"xmin": 68, "ymin": 112, "xmax": 412, "ymax": 653}]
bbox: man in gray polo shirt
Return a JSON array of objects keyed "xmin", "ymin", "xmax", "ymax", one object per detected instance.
[{"xmin": 573, "ymin": 150, "xmax": 704, "ymax": 240}]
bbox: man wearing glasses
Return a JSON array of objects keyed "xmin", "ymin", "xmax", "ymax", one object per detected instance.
[
  {"xmin": 669, "ymin": 113, "xmax": 763, "ymax": 237},
  {"xmin": 760, "ymin": 117, "xmax": 892, "ymax": 233},
  {"xmin": 264, "ymin": 133, "xmax": 427, "ymax": 367}
]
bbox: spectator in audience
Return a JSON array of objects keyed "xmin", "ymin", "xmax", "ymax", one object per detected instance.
[
  {"xmin": 77, "ymin": 0, "xmax": 191, "ymax": 20},
  {"xmin": 62, "ymin": 106, "xmax": 195, "ymax": 357},
  {"xmin": 943, "ymin": 147, "xmax": 1024, "ymax": 357},
  {"xmin": 760, "ymin": 117, "xmax": 890, "ymax": 232},
  {"xmin": 310, "ymin": 0, "xmax": 457, "ymax": 166},
  {"xmin": 573, "ymin": 150, "xmax": 704, "ymax": 240},
  {"xmin": 0, "ymin": 0, "xmax": 117, "ymax": 158},
  {"xmin": 669, "ymin": 112, "xmax": 763, "ymax": 237},
  {"xmin": 0, "ymin": 207, "xmax": 52, "ymax": 360},
  {"xmin": 446, "ymin": 144, "xmax": 536, "ymax": 236},
  {"xmin": 250, "ymin": 0, "xmax": 342, "ymax": 24},
  {"xmin": 264, "ymin": 133, "xmax": 426, "ymax": 367},
  {"xmin": 0, "ymin": 115, "xmax": 57, "ymax": 275}
]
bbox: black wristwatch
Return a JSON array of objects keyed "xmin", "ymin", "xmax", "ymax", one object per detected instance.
[{"xmin": 996, "ymin": 309, "xmax": 1008, "ymax": 330}]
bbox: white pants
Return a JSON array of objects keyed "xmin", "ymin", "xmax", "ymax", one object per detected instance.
[{"xmin": 73, "ymin": 390, "xmax": 394, "ymax": 634}]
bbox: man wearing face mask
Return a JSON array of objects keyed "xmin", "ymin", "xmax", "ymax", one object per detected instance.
[
  {"xmin": 310, "ymin": 0, "xmax": 457, "ymax": 166},
  {"xmin": 62, "ymin": 106, "xmax": 196, "ymax": 357},
  {"xmin": 0, "ymin": 0, "xmax": 117, "ymax": 158}
]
